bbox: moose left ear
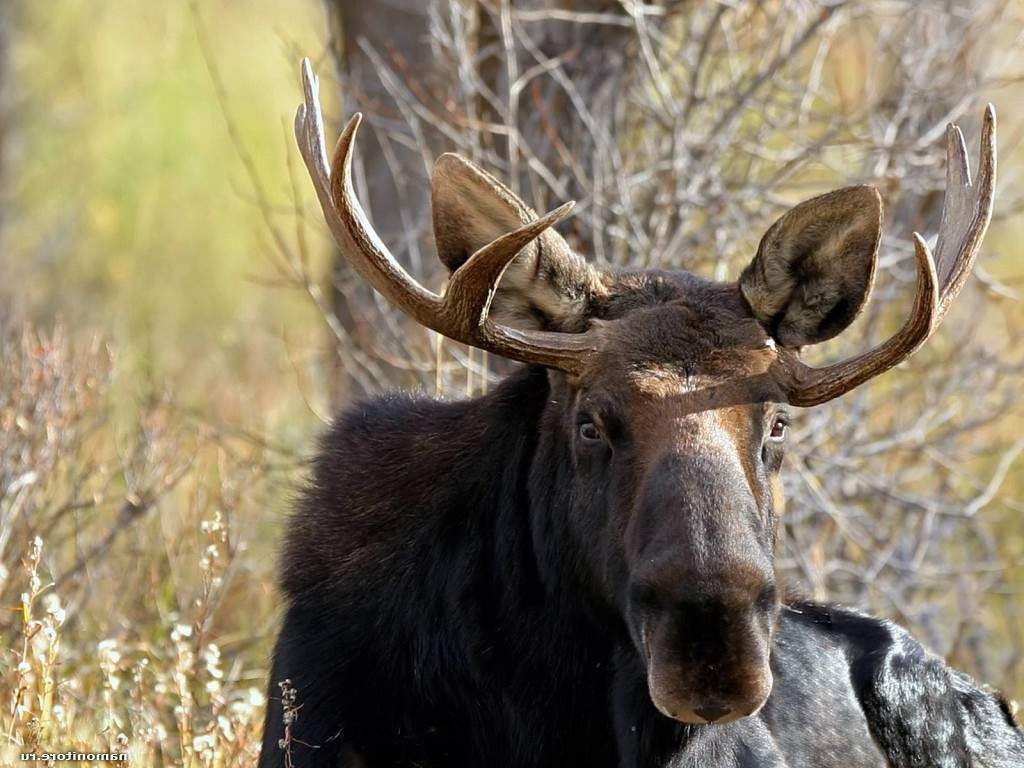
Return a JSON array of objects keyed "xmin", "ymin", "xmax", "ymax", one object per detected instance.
[
  {"xmin": 739, "ymin": 186, "xmax": 882, "ymax": 348},
  {"xmin": 431, "ymin": 153, "xmax": 600, "ymax": 333}
]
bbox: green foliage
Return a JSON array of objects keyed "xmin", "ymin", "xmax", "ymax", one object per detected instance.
[{"xmin": 7, "ymin": 0, "xmax": 328, "ymax": 410}]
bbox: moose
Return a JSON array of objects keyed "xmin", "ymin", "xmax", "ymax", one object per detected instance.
[{"xmin": 259, "ymin": 59, "xmax": 1019, "ymax": 767}]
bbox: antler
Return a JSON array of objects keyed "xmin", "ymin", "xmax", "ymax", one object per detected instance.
[
  {"xmin": 773, "ymin": 106, "xmax": 997, "ymax": 407},
  {"xmin": 294, "ymin": 58, "xmax": 599, "ymax": 375}
]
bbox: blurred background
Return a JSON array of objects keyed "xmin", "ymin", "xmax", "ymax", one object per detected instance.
[{"xmin": 1, "ymin": 1, "xmax": 1022, "ymax": 764}]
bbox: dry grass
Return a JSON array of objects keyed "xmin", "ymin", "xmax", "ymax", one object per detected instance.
[{"xmin": 0, "ymin": 324, "xmax": 283, "ymax": 765}]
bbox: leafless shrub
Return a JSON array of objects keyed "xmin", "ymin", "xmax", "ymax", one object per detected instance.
[
  {"xmin": 0, "ymin": 319, "xmax": 277, "ymax": 764},
  {"xmin": 0, "ymin": 323, "xmax": 189, "ymax": 633}
]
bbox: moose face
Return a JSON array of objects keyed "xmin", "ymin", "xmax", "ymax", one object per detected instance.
[
  {"xmin": 296, "ymin": 59, "xmax": 994, "ymax": 728},
  {"xmin": 563, "ymin": 297, "xmax": 786, "ymax": 724}
]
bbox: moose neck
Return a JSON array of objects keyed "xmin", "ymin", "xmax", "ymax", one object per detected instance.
[
  {"xmin": 483, "ymin": 365, "xmax": 619, "ymax": 635},
  {"xmin": 519, "ymin": 375, "xmax": 621, "ymax": 629},
  {"xmin": 455, "ymin": 366, "xmax": 620, "ymax": 761}
]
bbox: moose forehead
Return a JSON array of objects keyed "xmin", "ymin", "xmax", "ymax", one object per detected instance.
[{"xmin": 582, "ymin": 271, "xmax": 777, "ymax": 398}]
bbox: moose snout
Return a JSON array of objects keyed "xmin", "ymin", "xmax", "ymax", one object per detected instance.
[
  {"xmin": 626, "ymin": 449, "xmax": 779, "ymax": 725},
  {"xmin": 629, "ymin": 570, "xmax": 777, "ymax": 725}
]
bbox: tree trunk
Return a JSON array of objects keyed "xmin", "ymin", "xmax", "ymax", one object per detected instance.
[
  {"xmin": 326, "ymin": 0, "xmax": 442, "ymax": 273},
  {"xmin": 322, "ymin": 0, "xmax": 646, "ymax": 397},
  {"xmin": 323, "ymin": 0, "xmax": 449, "ymax": 401}
]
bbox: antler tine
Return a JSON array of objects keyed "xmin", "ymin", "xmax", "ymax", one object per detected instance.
[
  {"xmin": 773, "ymin": 235, "xmax": 938, "ymax": 407},
  {"xmin": 774, "ymin": 106, "xmax": 996, "ymax": 407},
  {"xmin": 935, "ymin": 104, "xmax": 996, "ymax": 318},
  {"xmin": 295, "ymin": 59, "xmax": 441, "ymax": 321},
  {"xmin": 294, "ymin": 58, "xmax": 599, "ymax": 375}
]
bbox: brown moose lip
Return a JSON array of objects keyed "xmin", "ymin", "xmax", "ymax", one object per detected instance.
[{"xmin": 638, "ymin": 615, "xmax": 772, "ymax": 725}]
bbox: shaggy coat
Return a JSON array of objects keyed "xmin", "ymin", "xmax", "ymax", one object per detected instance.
[{"xmin": 259, "ymin": 367, "xmax": 1022, "ymax": 767}]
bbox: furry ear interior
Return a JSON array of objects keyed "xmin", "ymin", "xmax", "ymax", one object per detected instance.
[
  {"xmin": 431, "ymin": 153, "xmax": 600, "ymax": 332},
  {"xmin": 739, "ymin": 186, "xmax": 882, "ymax": 348}
]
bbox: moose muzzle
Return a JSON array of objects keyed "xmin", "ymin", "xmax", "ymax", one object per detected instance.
[{"xmin": 626, "ymin": 451, "xmax": 778, "ymax": 724}]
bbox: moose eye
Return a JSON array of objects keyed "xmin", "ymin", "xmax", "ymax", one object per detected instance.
[
  {"xmin": 578, "ymin": 421, "xmax": 603, "ymax": 443},
  {"xmin": 768, "ymin": 414, "xmax": 788, "ymax": 442}
]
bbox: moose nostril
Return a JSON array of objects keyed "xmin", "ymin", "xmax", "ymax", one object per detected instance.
[{"xmin": 694, "ymin": 704, "xmax": 732, "ymax": 723}]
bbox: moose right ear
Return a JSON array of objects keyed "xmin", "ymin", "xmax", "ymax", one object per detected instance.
[
  {"xmin": 431, "ymin": 153, "xmax": 601, "ymax": 332},
  {"xmin": 739, "ymin": 186, "xmax": 882, "ymax": 348}
]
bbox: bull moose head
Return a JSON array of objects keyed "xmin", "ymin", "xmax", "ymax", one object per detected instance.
[{"xmin": 294, "ymin": 59, "xmax": 995, "ymax": 726}]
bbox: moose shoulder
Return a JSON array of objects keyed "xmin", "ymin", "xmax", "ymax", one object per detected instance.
[{"xmin": 259, "ymin": 59, "xmax": 1002, "ymax": 767}]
